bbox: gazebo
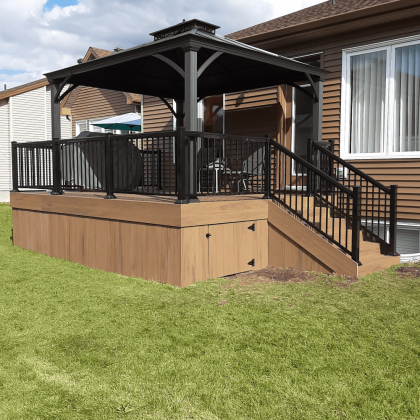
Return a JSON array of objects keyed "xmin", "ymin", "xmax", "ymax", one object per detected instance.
[{"xmin": 44, "ymin": 19, "xmax": 326, "ymax": 201}]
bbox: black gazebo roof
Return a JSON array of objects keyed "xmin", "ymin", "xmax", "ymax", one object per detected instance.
[{"xmin": 45, "ymin": 19, "xmax": 327, "ymax": 101}]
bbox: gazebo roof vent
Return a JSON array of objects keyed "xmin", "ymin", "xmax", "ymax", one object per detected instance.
[{"xmin": 150, "ymin": 19, "xmax": 220, "ymax": 41}]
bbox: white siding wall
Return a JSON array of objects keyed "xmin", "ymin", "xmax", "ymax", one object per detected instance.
[
  {"xmin": 13, "ymin": 87, "xmax": 47, "ymax": 143},
  {"xmin": 61, "ymin": 115, "xmax": 72, "ymax": 139},
  {"xmin": 0, "ymin": 84, "xmax": 72, "ymax": 202},
  {"xmin": 0, "ymin": 101, "xmax": 10, "ymax": 202}
]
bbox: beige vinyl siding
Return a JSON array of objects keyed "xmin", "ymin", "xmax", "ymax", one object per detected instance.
[
  {"xmin": 0, "ymin": 100, "xmax": 10, "ymax": 202},
  {"xmin": 70, "ymin": 87, "xmax": 135, "ymax": 137},
  {"xmin": 225, "ymin": 105, "xmax": 278, "ymax": 138},
  {"xmin": 142, "ymin": 96, "xmax": 173, "ymax": 132},
  {"xmin": 225, "ymin": 87, "xmax": 278, "ymax": 111}
]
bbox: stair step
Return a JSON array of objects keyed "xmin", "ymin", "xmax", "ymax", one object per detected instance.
[
  {"xmin": 271, "ymin": 198, "xmax": 399, "ymax": 275},
  {"xmin": 358, "ymin": 254, "xmax": 400, "ymax": 276}
]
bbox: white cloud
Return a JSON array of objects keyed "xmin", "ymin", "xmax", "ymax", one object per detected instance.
[{"xmin": 0, "ymin": 0, "xmax": 325, "ymax": 89}]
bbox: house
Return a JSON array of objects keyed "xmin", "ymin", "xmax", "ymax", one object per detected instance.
[
  {"xmin": 9, "ymin": 18, "xmax": 401, "ymax": 285},
  {"xmin": 0, "ymin": 46, "xmax": 143, "ymax": 203},
  {"xmin": 223, "ymin": 0, "xmax": 420, "ymax": 261},
  {"xmin": 0, "ymin": 79, "xmax": 72, "ymax": 202},
  {"xmin": 62, "ymin": 47, "xmax": 142, "ymax": 137}
]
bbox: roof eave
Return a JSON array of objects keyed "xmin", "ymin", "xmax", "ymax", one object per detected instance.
[
  {"xmin": 227, "ymin": 0, "xmax": 416, "ymax": 45},
  {"xmin": 0, "ymin": 78, "xmax": 49, "ymax": 101},
  {"xmin": 44, "ymin": 31, "xmax": 327, "ymax": 85}
]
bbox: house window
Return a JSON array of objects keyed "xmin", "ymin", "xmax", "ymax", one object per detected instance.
[
  {"xmin": 341, "ymin": 36, "xmax": 420, "ymax": 159},
  {"xmin": 200, "ymin": 95, "xmax": 224, "ymax": 148}
]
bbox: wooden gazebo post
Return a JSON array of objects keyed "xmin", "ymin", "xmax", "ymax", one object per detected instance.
[{"xmin": 51, "ymin": 82, "xmax": 62, "ymax": 195}]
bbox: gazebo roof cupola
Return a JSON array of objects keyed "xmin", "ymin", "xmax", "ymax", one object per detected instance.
[{"xmin": 150, "ymin": 19, "xmax": 220, "ymax": 41}]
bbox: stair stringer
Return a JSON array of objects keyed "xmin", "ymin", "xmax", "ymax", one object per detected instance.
[{"xmin": 268, "ymin": 201, "xmax": 358, "ymax": 277}]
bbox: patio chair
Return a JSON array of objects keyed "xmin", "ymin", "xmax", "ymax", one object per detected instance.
[
  {"xmin": 197, "ymin": 146, "xmax": 226, "ymax": 193},
  {"xmin": 228, "ymin": 146, "xmax": 265, "ymax": 192}
]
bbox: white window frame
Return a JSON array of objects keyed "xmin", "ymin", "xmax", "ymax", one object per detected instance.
[
  {"xmin": 341, "ymin": 34, "xmax": 420, "ymax": 160},
  {"xmin": 291, "ymin": 84, "xmax": 311, "ymax": 176}
]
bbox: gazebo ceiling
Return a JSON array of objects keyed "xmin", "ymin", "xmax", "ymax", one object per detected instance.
[{"xmin": 45, "ymin": 19, "xmax": 327, "ymax": 101}]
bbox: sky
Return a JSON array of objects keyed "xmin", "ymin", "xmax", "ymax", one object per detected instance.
[{"xmin": 0, "ymin": 0, "xmax": 325, "ymax": 90}]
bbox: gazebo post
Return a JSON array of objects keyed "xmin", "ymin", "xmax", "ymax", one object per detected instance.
[
  {"xmin": 174, "ymin": 99, "xmax": 184, "ymax": 129},
  {"xmin": 183, "ymin": 46, "xmax": 200, "ymax": 198},
  {"xmin": 312, "ymin": 79, "xmax": 323, "ymax": 143},
  {"xmin": 50, "ymin": 83, "xmax": 62, "ymax": 195}
]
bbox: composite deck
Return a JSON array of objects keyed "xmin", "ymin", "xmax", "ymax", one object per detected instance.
[{"xmin": 12, "ymin": 190, "xmax": 388, "ymax": 286}]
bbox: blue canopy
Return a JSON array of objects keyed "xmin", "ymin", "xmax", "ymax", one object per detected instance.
[{"xmin": 91, "ymin": 113, "xmax": 141, "ymax": 132}]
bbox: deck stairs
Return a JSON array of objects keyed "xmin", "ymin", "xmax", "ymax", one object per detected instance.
[{"xmin": 271, "ymin": 193, "xmax": 400, "ymax": 276}]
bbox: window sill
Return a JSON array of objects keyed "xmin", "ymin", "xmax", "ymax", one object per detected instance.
[{"xmin": 341, "ymin": 153, "xmax": 420, "ymax": 161}]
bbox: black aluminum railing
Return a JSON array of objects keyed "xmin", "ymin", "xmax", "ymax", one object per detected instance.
[
  {"xmin": 11, "ymin": 129, "xmax": 268, "ymax": 198},
  {"xmin": 269, "ymin": 139, "xmax": 361, "ymax": 263},
  {"xmin": 308, "ymin": 140, "xmax": 397, "ymax": 256},
  {"xmin": 11, "ymin": 141, "xmax": 53, "ymax": 191},
  {"xmin": 11, "ymin": 130, "xmax": 399, "ymax": 263}
]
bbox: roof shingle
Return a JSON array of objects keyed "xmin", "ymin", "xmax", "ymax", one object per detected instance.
[{"xmin": 226, "ymin": 0, "xmax": 398, "ymax": 40}]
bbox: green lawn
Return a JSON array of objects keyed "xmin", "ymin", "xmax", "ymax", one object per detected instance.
[{"xmin": 0, "ymin": 203, "xmax": 419, "ymax": 419}]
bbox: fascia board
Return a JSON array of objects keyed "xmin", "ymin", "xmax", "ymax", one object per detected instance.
[
  {"xmin": 232, "ymin": 0, "xmax": 418, "ymax": 46},
  {"xmin": 45, "ymin": 33, "xmax": 327, "ymax": 83}
]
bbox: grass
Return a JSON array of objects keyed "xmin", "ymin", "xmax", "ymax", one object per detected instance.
[{"xmin": 0, "ymin": 203, "xmax": 419, "ymax": 419}]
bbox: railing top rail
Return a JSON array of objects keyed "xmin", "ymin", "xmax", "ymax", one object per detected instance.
[
  {"xmin": 110, "ymin": 130, "xmax": 177, "ymax": 139},
  {"xmin": 57, "ymin": 137, "xmax": 108, "ymax": 144},
  {"xmin": 186, "ymin": 130, "xmax": 268, "ymax": 142},
  {"xmin": 14, "ymin": 141, "xmax": 53, "ymax": 147},
  {"xmin": 271, "ymin": 139, "xmax": 354, "ymax": 196},
  {"xmin": 312, "ymin": 141, "xmax": 391, "ymax": 194}
]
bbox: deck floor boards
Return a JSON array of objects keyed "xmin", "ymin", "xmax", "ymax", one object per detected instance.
[{"xmin": 18, "ymin": 190, "xmax": 264, "ymax": 204}]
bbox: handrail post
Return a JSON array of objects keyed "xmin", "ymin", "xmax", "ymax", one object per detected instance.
[
  {"xmin": 11, "ymin": 141, "xmax": 19, "ymax": 192},
  {"xmin": 104, "ymin": 134, "xmax": 116, "ymax": 199},
  {"xmin": 175, "ymin": 126, "xmax": 190, "ymax": 204},
  {"xmin": 351, "ymin": 186, "xmax": 361, "ymax": 264},
  {"xmin": 263, "ymin": 136, "xmax": 271, "ymax": 199},
  {"xmin": 388, "ymin": 184, "xmax": 398, "ymax": 256},
  {"xmin": 51, "ymin": 139, "xmax": 63, "ymax": 195},
  {"xmin": 306, "ymin": 138, "xmax": 313, "ymax": 197}
]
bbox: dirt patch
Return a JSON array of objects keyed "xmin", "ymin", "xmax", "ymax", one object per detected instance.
[
  {"xmin": 395, "ymin": 266, "xmax": 420, "ymax": 278},
  {"xmin": 224, "ymin": 267, "xmax": 358, "ymax": 289}
]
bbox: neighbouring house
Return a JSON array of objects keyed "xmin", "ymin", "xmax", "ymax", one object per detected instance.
[
  {"xmin": 0, "ymin": 46, "xmax": 144, "ymax": 203},
  {"xmin": 62, "ymin": 47, "xmax": 142, "ymax": 138},
  {"xmin": 0, "ymin": 79, "xmax": 72, "ymax": 202},
  {"xmin": 223, "ymin": 0, "xmax": 420, "ymax": 261},
  {"xmin": 9, "ymin": 18, "xmax": 403, "ymax": 285}
]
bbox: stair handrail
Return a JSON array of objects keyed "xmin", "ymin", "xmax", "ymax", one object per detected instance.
[
  {"xmin": 311, "ymin": 141, "xmax": 391, "ymax": 194},
  {"xmin": 270, "ymin": 139, "xmax": 353, "ymax": 196},
  {"xmin": 269, "ymin": 139, "xmax": 361, "ymax": 263},
  {"xmin": 310, "ymin": 140, "xmax": 397, "ymax": 256}
]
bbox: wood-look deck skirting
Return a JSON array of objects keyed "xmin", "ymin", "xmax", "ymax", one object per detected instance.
[{"xmin": 10, "ymin": 192, "xmax": 358, "ymax": 286}]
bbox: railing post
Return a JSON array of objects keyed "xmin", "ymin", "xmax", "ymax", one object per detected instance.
[
  {"xmin": 175, "ymin": 126, "xmax": 190, "ymax": 204},
  {"xmin": 263, "ymin": 136, "xmax": 271, "ymax": 199},
  {"xmin": 306, "ymin": 139, "xmax": 313, "ymax": 197},
  {"xmin": 51, "ymin": 139, "xmax": 63, "ymax": 195},
  {"xmin": 388, "ymin": 184, "xmax": 398, "ymax": 256},
  {"xmin": 10, "ymin": 141, "xmax": 19, "ymax": 192},
  {"xmin": 104, "ymin": 134, "xmax": 116, "ymax": 199},
  {"xmin": 351, "ymin": 186, "xmax": 361, "ymax": 264}
]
